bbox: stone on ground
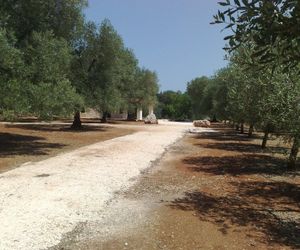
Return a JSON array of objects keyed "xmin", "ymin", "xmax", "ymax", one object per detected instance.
[{"xmin": 144, "ymin": 114, "xmax": 158, "ymax": 124}]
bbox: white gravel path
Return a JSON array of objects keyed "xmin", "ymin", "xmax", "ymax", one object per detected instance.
[{"xmin": 0, "ymin": 122, "xmax": 192, "ymax": 250}]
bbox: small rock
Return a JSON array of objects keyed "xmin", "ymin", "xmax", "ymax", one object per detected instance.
[
  {"xmin": 144, "ymin": 114, "xmax": 158, "ymax": 124},
  {"xmin": 193, "ymin": 119, "xmax": 211, "ymax": 127}
]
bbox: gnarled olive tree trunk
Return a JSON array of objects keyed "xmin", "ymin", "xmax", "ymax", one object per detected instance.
[
  {"xmin": 240, "ymin": 122, "xmax": 244, "ymax": 134},
  {"xmin": 101, "ymin": 111, "xmax": 108, "ymax": 123},
  {"xmin": 71, "ymin": 111, "xmax": 82, "ymax": 129},
  {"xmin": 248, "ymin": 124, "xmax": 254, "ymax": 138},
  {"xmin": 287, "ymin": 136, "xmax": 299, "ymax": 170},
  {"xmin": 262, "ymin": 131, "xmax": 269, "ymax": 149},
  {"xmin": 262, "ymin": 123, "xmax": 273, "ymax": 149}
]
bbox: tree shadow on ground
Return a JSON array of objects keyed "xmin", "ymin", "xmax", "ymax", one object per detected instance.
[
  {"xmin": 193, "ymin": 123, "xmax": 274, "ymax": 141},
  {"xmin": 237, "ymin": 181, "xmax": 300, "ymax": 207},
  {"xmin": 5, "ymin": 124, "xmax": 109, "ymax": 133},
  {"xmin": 183, "ymin": 154, "xmax": 299, "ymax": 176},
  {"xmin": 169, "ymin": 180, "xmax": 300, "ymax": 248},
  {"xmin": 175, "ymin": 124, "xmax": 300, "ymax": 248},
  {"xmin": 192, "ymin": 130, "xmax": 263, "ymax": 142},
  {"xmin": 0, "ymin": 132, "xmax": 65, "ymax": 157},
  {"xmin": 199, "ymin": 142, "xmax": 287, "ymax": 154}
]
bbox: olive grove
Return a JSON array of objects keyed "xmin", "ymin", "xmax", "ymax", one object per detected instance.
[{"xmin": 0, "ymin": 1, "xmax": 159, "ymax": 125}]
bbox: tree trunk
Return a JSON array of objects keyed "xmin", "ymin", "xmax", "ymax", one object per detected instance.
[
  {"xmin": 248, "ymin": 124, "xmax": 254, "ymax": 138},
  {"xmin": 240, "ymin": 122, "xmax": 244, "ymax": 134},
  {"xmin": 71, "ymin": 111, "xmax": 82, "ymax": 129},
  {"xmin": 211, "ymin": 115, "xmax": 217, "ymax": 123},
  {"xmin": 287, "ymin": 136, "xmax": 299, "ymax": 170},
  {"xmin": 101, "ymin": 111, "xmax": 108, "ymax": 123},
  {"xmin": 262, "ymin": 131, "xmax": 269, "ymax": 149},
  {"xmin": 235, "ymin": 124, "xmax": 240, "ymax": 131}
]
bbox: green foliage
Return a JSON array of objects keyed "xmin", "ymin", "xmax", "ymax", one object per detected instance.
[
  {"xmin": 70, "ymin": 20, "xmax": 159, "ymax": 117},
  {"xmin": 94, "ymin": 20, "xmax": 128, "ymax": 113},
  {"xmin": 26, "ymin": 31, "xmax": 72, "ymax": 84},
  {"xmin": 212, "ymin": 0, "xmax": 300, "ymax": 168},
  {"xmin": 0, "ymin": 0, "xmax": 87, "ymax": 44},
  {"xmin": 29, "ymin": 80, "xmax": 83, "ymax": 120},
  {"xmin": 0, "ymin": 0, "xmax": 159, "ymax": 125},
  {"xmin": 135, "ymin": 69, "xmax": 159, "ymax": 108},
  {"xmin": 0, "ymin": 29, "xmax": 24, "ymax": 79},
  {"xmin": 188, "ymin": 41, "xmax": 300, "ymax": 167},
  {"xmin": 0, "ymin": 29, "xmax": 29, "ymax": 118},
  {"xmin": 72, "ymin": 20, "xmax": 143, "ymax": 115},
  {"xmin": 0, "ymin": 80, "xmax": 30, "ymax": 119},
  {"xmin": 213, "ymin": 0, "xmax": 300, "ymax": 69},
  {"xmin": 24, "ymin": 31, "xmax": 82, "ymax": 120},
  {"xmin": 157, "ymin": 91, "xmax": 192, "ymax": 120},
  {"xmin": 210, "ymin": 68, "xmax": 231, "ymax": 120},
  {"xmin": 0, "ymin": 28, "xmax": 82, "ymax": 121},
  {"xmin": 186, "ymin": 77, "xmax": 211, "ymax": 118},
  {"xmin": 0, "ymin": 1, "xmax": 87, "ymax": 121},
  {"xmin": 70, "ymin": 21, "xmax": 99, "ymax": 100},
  {"xmin": 186, "ymin": 72, "xmax": 231, "ymax": 120}
]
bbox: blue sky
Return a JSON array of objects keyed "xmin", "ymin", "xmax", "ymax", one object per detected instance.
[{"xmin": 84, "ymin": 0, "xmax": 228, "ymax": 92}]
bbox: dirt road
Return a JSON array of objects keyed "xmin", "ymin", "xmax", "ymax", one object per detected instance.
[
  {"xmin": 0, "ymin": 122, "xmax": 192, "ymax": 250},
  {"xmin": 2, "ymin": 123, "xmax": 298, "ymax": 250},
  {"xmin": 53, "ymin": 124, "xmax": 300, "ymax": 250}
]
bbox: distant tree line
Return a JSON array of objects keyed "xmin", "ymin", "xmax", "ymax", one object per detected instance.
[
  {"xmin": 156, "ymin": 74, "xmax": 229, "ymax": 122},
  {"xmin": 156, "ymin": 91, "xmax": 191, "ymax": 120},
  {"xmin": 0, "ymin": 0, "xmax": 159, "ymax": 127}
]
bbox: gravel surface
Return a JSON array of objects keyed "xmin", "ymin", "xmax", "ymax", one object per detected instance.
[
  {"xmin": 0, "ymin": 121, "xmax": 192, "ymax": 250},
  {"xmin": 57, "ymin": 125, "xmax": 300, "ymax": 250}
]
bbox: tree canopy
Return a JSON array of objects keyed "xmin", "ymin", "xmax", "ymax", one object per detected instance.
[
  {"xmin": 213, "ymin": 0, "xmax": 300, "ymax": 69},
  {"xmin": 0, "ymin": 4, "xmax": 159, "ymax": 123}
]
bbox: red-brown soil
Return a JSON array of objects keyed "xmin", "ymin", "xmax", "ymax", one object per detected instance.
[{"xmin": 69, "ymin": 124, "xmax": 300, "ymax": 250}]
